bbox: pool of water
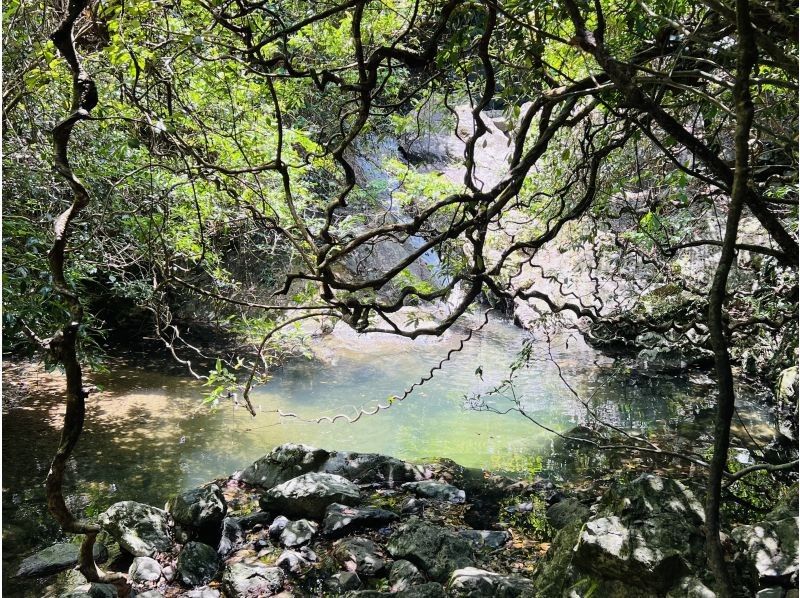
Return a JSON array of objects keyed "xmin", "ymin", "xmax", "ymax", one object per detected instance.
[{"xmin": 1, "ymin": 315, "xmax": 776, "ymax": 595}]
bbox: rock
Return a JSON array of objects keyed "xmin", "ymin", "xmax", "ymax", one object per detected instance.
[
  {"xmin": 260, "ymin": 472, "xmax": 360, "ymax": 519},
  {"xmin": 333, "ymin": 537, "xmax": 388, "ymax": 576},
  {"xmin": 447, "ymin": 567, "xmax": 535, "ymax": 597},
  {"xmin": 222, "ymin": 562, "xmax": 285, "ymax": 597},
  {"xmin": 176, "ymin": 541, "xmax": 221, "ymax": 587},
  {"xmin": 342, "ymin": 582, "xmax": 445, "ymax": 597},
  {"xmin": 63, "ymin": 584, "xmax": 118, "ymax": 598},
  {"xmin": 268, "ymin": 515, "xmax": 290, "ymax": 538},
  {"xmin": 777, "ymin": 366, "xmax": 798, "ymax": 403},
  {"xmin": 402, "ymin": 481, "xmax": 465, "ymax": 504},
  {"xmin": 128, "ymin": 556, "xmax": 162, "ymax": 583},
  {"xmin": 280, "ymin": 519, "xmax": 318, "ymax": 547},
  {"xmin": 324, "ymin": 571, "xmax": 363, "ymax": 593},
  {"xmin": 323, "ymin": 503, "xmax": 399, "ymax": 538},
  {"xmin": 276, "ymin": 549, "xmax": 309, "ymax": 574},
  {"xmin": 135, "ymin": 592, "xmax": 165, "ymax": 598},
  {"xmin": 16, "ymin": 542, "xmax": 108, "ymax": 578},
  {"xmin": 239, "ymin": 511, "xmax": 273, "ymax": 530},
  {"xmin": 401, "ymin": 497, "xmax": 425, "ymax": 515},
  {"xmin": 387, "ymin": 520, "xmax": 473, "ymax": 582},
  {"xmin": 162, "ymin": 565, "xmax": 176, "ymax": 582},
  {"xmin": 218, "ymin": 517, "xmax": 244, "ymax": 556},
  {"xmin": 184, "ymin": 589, "xmax": 220, "ymax": 598},
  {"xmin": 457, "ymin": 530, "xmax": 510, "ymax": 550},
  {"xmin": 99, "ymin": 501, "xmax": 173, "ymax": 557},
  {"xmin": 322, "ymin": 450, "xmax": 421, "ymax": 486},
  {"xmin": 754, "ymin": 589, "xmax": 784, "ymax": 598},
  {"xmin": 235, "ymin": 444, "xmax": 330, "ymax": 490},
  {"xmin": 389, "ymin": 559, "xmax": 425, "ymax": 591},
  {"xmin": 546, "ymin": 498, "xmax": 590, "ymax": 530},
  {"xmin": 664, "ymin": 576, "xmax": 715, "ymax": 597},
  {"xmin": 167, "ymin": 484, "xmax": 227, "ymax": 544},
  {"xmin": 732, "ymin": 517, "xmax": 799, "ymax": 583}
]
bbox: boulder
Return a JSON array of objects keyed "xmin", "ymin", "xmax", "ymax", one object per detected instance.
[
  {"xmin": 99, "ymin": 501, "xmax": 173, "ymax": 557},
  {"xmin": 387, "ymin": 520, "xmax": 473, "ymax": 582},
  {"xmin": 184, "ymin": 589, "xmax": 220, "ymax": 598},
  {"xmin": 128, "ymin": 556, "xmax": 162, "ymax": 583},
  {"xmin": 238, "ymin": 511, "xmax": 273, "ymax": 530},
  {"xmin": 732, "ymin": 517, "xmax": 799, "ymax": 584},
  {"xmin": 665, "ymin": 577, "xmax": 717, "ymax": 597},
  {"xmin": 389, "ymin": 559, "xmax": 425, "ymax": 591},
  {"xmin": 222, "ymin": 562, "xmax": 285, "ymax": 597},
  {"xmin": 280, "ymin": 519, "xmax": 318, "ymax": 547},
  {"xmin": 457, "ymin": 530, "xmax": 510, "ymax": 550},
  {"xmin": 322, "ymin": 503, "xmax": 399, "ymax": 538},
  {"xmin": 235, "ymin": 444, "xmax": 330, "ymax": 490},
  {"xmin": 276, "ymin": 549, "xmax": 310, "ymax": 574},
  {"xmin": 402, "ymin": 481, "xmax": 465, "ymax": 504},
  {"xmin": 260, "ymin": 472, "xmax": 360, "ymax": 519},
  {"xmin": 218, "ymin": 517, "xmax": 244, "ymax": 556},
  {"xmin": 322, "ymin": 451, "xmax": 421, "ymax": 486},
  {"xmin": 324, "ymin": 571, "xmax": 363, "ymax": 593},
  {"xmin": 176, "ymin": 542, "xmax": 220, "ymax": 587},
  {"xmin": 333, "ymin": 537, "xmax": 388, "ymax": 576},
  {"xmin": 268, "ymin": 515, "xmax": 290, "ymax": 538},
  {"xmin": 167, "ymin": 484, "xmax": 227, "ymax": 544},
  {"xmin": 546, "ymin": 498, "xmax": 590, "ymax": 530},
  {"xmin": 447, "ymin": 567, "xmax": 535, "ymax": 597},
  {"xmin": 16, "ymin": 542, "xmax": 108, "ymax": 578}
]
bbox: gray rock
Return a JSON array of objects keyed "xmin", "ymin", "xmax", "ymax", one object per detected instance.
[
  {"xmin": 333, "ymin": 537, "xmax": 388, "ymax": 576},
  {"xmin": 342, "ymin": 582, "xmax": 445, "ymax": 598},
  {"xmin": 99, "ymin": 501, "xmax": 173, "ymax": 557},
  {"xmin": 88, "ymin": 584, "xmax": 118, "ymax": 598},
  {"xmin": 260, "ymin": 472, "xmax": 360, "ymax": 519},
  {"xmin": 128, "ymin": 556, "xmax": 162, "ymax": 583},
  {"xmin": 732, "ymin": 517, "xmax": 799, "ymax": 582},
  {"xmin": 322, "ymin": 451, "xmax": 421, "ymax": 486},
  {"xmin": 222, "ymin": 562, "xmax": 285, "ymax": 597},
  {"xmin": 280, "ymin": 519, "xmax": 318, "ymax": 547},
  {"xmin": 167, "ymin": 484, "xmax": 227, "ymax": 543},
  {"xmin": 389, "ymin": 559, "xmax": 425, "ymax": 591},
  {"xmin": 323, "ymin": 503, "xmax": 399, "ymax": 538},
  {"xmin": 135, "ymin": 592, "xmax": 165, "ymax": 598},
  {"xmin": 754, "ymin": 589, "xmax": 784, "ymax": 598},
  {"xmin": 269, "ymin": 515, "xmax": 290, "ymax": 538},
  {"xmin": 387, "ymin": 520, "xmax": 473, "ymax": 582},
  {"xmin": 402, "ymin": 481, "xmax": 465, "ymax": 504},
  {"xmin": 184, "ymin": 589, "xmax": 220, "ymax": 598},
  {"xmin": 238, "ymin": 511, "xmax": 273, "ymax": 530},
  {"xmin": 162, "ymin": 565, "xmax": 176, "ymax": 582},
  {"xmin": 176, "ymin": 542, "xmax": 220, "ymax": 587},
  {"xmin": 235, "ymin": 444, "xmax": 330, "ymax": 490},
  {"xmin": 401, "ymin": 497, "xmax": 425, "ymax": 515},
  {"xmin": 665, "ymin": 576, "xmax": 715, "ymax": 597},
  {"xmin": 447, "ymin": 567, "xmax": 535, "ymax": 597},
  {"xmin": 546, "ymin": 498, "xmax": 590, "ymax": 530},
  {"xmin": 324, "ymin": 571, "xmax": 363, "ymax": 593},
  {"xmin": 458, "ymin": 530, "xmax": 510, "ymax": 550},
  {"xmin": 276, "ymin": 549, "xmax": 309, "ymax": 574},
  {"xmin": 16, "ymin": 542, "xmax": 108, "ymax": 578},
  {"xmin": 218, "ymin": 517, "xmax": 244, "ymax": 556}
]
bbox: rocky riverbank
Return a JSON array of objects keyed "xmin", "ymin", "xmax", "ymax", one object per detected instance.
[{"xmin": 15, "ymin": 444, "xmax": 799, "ymax": 597}]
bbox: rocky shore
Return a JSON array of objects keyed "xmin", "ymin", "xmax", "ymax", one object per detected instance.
[{"xmin": 16, "ymin": 444, "xmax": 799, "ymax": 597}]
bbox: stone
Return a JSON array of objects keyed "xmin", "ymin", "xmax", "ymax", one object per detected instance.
[
  {"xmin": 776, "ymin": 366, "xmax": 798, "ymax": 403},
  {"xmin": 276, "ymin": 549, "xmax": 309, "ymax": 574},
  {"xmin": 732, "ymin": 517, "xmax": 799, "ymax": 583},
  {"xmin": 167, "ymin": 484, "xmax": 227, "ymax": 544},
  {"xmin": 16, "ymin": 542, "xmax": 108, "ymax": 577},
  {"xmin": 128, "ymin": 556, "xmax": 162, "ymax": 583},
  {"xmin": 218, "ymin": 516, "xmax": 244, "ymax": 556},
  {"xmin": 389, "ymin": 559, "xmax": 425, "ymax": 591},
  {"xmin": 176, "ymin": 541, "xmax": 221, "ymax": 587},
  {"xmin": 546, "ymin": 498, "xmax": 590, "ymax": 530},
  {"xmin": 99, "ymin": 501, "xmax": 173, "ymax": 557},
  {"xmin": 387, "ymin": 520, "xmax": 473, "ymax": 582},
  {"xmin": 457, "ymin": 530, "xmax": 510, "ymax": 550},
  {"xmin": 341, "ymin": 582, "xmax": 445, "ymax": 597},
  {"xmin": 238, "ymin": 511, "xmax": 273, "ymax": 530},
  {"xmin": 402, "ymin": 480, "xmax": 465, "ymax": 504},
  {"xmin": 280, "ymin": 519, "xmax": 318, "ymax": 547},
  {"xmin": 135, "ymin": 592, "xmax": 165, "ymax": 598},
  {"xmin": 447, "ymin": 567, "xmax": 535, "ymax": 597},
  {"xmin": 333, "ymin": 537, "xmax": 388, "ymax": 576},
  {"xmin": 235, "ymin": 444, "xmax": 330, "ymax": 490},
  {"xmin": 665, "ymin": 576, "xmax": 715, "ymax": 597},
  {"xmin": 322, "ymin": 503, "xmax": 399, "ymax": 538},
  {"xmin": 754, "ymin": 589, "xmax": 784, "ymax": 598},
  {"xmin": 184, "ymin": 589, "xmax": 220, "ymax": 598},
  {"xmin": 222, "ymin": 562, "xmax": 285, "ymax": 597},
  {"xmin": 401, "ymin": 497, "xmax": 425, "ymax": 515},
  {"xmin": 269, "ymin": 515, "xmax": 290, "ymax": 538},
  {"xmin": 88, "ymin": 584, "xmax": 118, "ymax": 598},
  {"xmin": 260, "ymin": 472, "xmax": 360, "ymax": 519},
  {"xmin": 322, "ymin": 450, "xmax": 421, "ymax": 486},
  {"xmin": 324, "ymin": 571, "xmax": 363, "ymax": 593}
]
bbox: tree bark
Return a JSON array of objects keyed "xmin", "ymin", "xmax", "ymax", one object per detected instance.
[{"xmin": 704, "ymin": 0, "xmax": 757, "ymax": 594}]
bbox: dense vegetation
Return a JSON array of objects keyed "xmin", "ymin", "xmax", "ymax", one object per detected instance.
[{"xmin": 2, "ymin": 0, "xmax": 797, "ymax": 594}]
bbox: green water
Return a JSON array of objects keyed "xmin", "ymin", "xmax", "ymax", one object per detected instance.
[{"xmin": 1, "ymin": 316, "xmax": 775, "ymax": 596}]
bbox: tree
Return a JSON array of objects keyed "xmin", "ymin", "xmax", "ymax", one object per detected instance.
[{"xmin": 3, "ymin": 0, "xmax": 796, "ymax": 593}]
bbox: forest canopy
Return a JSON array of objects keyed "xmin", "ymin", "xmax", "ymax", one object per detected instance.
[{"xmin": 2, "ymin": 0, "xmax": 797, "ymax": 594}]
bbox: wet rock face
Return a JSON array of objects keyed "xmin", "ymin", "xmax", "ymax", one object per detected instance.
[
  {"xmin": 168, "ymin": 484, "xmax": 227, "ymax": 545},
  {"xmin": 99, "ymin": 501, "xmax": 173, "ymax": 557},
  {"xmin": 176, "ymin": 541, "xmax": 220, "ymax": 587},
  {"xmin": 386, "ymin": 519, "xmax": 473, "ymax": 582},
  {"xmin": 15, "ymin": 542, "xmax": 107, "ymax": 578},
  {"xmin": 222, "ymin": 562, "xmax": 285, "ymax": 597},
  {"xmin": 322, "ymin": 503, "xmax": 399, "ymax": 538},
  {"xmin": 260, "ymin": 472, "xmax": 361, "ymax": 519},
  {"xmin": 234, "ymin": 444, "xmax": 331, "ymax": 491}
]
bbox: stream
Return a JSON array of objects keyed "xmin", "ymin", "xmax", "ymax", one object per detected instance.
[{"xmin": 2, "ymin": 314, "xmax": 776, "ymax": 596}]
